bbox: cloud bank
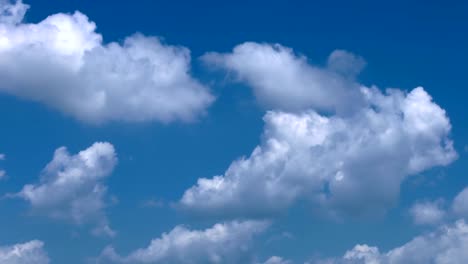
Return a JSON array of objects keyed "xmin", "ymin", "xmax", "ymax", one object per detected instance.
[
  {"xmin": 326, "ymin": 219, "xmax": 468, "ymax": 264},
  {"xmin": 99, "ymin": 220, "xmax": 269, "ymax": 263},
  {"xmin": 0, "ymin": 0, "xmax": 214, "ymax": 123}
]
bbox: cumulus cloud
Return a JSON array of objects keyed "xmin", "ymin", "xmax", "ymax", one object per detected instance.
[
  {"xmin": 326, "ymin": 219, "xmax": 468, "ymax": 264},
  {"xmin": 0, "ymin": 0, "xmax": 214, "ymax": 123},
  {"xmin": 410, "ymin": 199, "xmax": 446, "ymax": 225},
  {"xmin": 98, "ymin": 220, "xmax": 269, "ymax": 263},
  {"xmin": 0, "ymin": 240, "xmax": 49, "ymax": 264},
  {"xmin": 17, "ymin": 142, "xmax": 117, "ymax": 236},
  {"xmin": 202, "ymin": 42, "xmax": 364, "ymax": 113},
  {"xmin": 179, "ymin": 87, "xmax": 456, "ymax": 218}
]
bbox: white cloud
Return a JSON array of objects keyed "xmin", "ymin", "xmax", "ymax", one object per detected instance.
[
  {"xmin": 179, "ymin": 87, "xmax": 456, "ymax": 218},
  {"xmin": 408, "ymin": 186, "xmax": 468, "ymax": 226},
  {"xmin": 99, "ymin": 220, "xmax": 269, "ymax": 263},
  {"xmin": 0, "ymin": 240, "xmax": 49, "ymax": 264},
  {"xmin": 0, "ymin": 0, "xmax": 214, "ymax": 124},
  {"xmin": 17, "ymin": 142, "xmax": 117, "ymax": 236},
  {"xmin": 410, "ymin": 200, "xmax": 446, "ymax": 225},
  {"xmin": 328, "ymin": 219, "xmax": 468, "ymax": 264},
  {"xmin": 261, "ymin": 256, "xmax": 292, "ymax": 264},
  {"xmin": 202, "ymin": 42, "xmax": 364, "ymax": 113},
  {"xmin": 452, "ymin": 187, "xmax": 468, "ymax": 218}
]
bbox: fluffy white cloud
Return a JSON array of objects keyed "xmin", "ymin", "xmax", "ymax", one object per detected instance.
[
  {"xmin": 328, "ymin": 219, "xmax": 468, "ymax": 264},
  {"xmin": 99, "ymin": 220, "xmax": 269, "ymax": 263},
  {"xmin": 17, "ymin": 142, "xmax": 117, "ymax": 236},
  {"xmin": 202, "ymin": 42, "xmax": 364, "ymax": 113},
  {"xmin": 0, "ymin": 240, "xmax": 49, "ymax": 264},
  {"xmin": 179, "ymin": 87, "xmax": 456, "ymax": 218},
  {"xmin": 0, "ymin": 0, "xmax": 214, "ymax": 123},
  {"xmin": 410, "ymin": 200, "xmax": 446, "ymax": 225}
]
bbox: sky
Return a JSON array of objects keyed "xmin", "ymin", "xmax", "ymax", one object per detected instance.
[{"xmin": 0, "ymin": 0, "xmax": 467, "ymax": 263}]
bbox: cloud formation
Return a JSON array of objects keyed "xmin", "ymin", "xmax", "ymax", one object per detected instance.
[
  {"xmin": 17, "ymin": 142, "xmax": 117, "ymax": 236},
  {"xmin": 202, "ymin": 42, "xmax": 364, "ymax": 114},
  {"xmin": 99, "ymin": 220, "xmax": 269, "ymax": 263},
  {"xmin": 327, "ymin": 219, "xmax": 468, "ymax": 264},
  {"xmin": 0, "ymin": 240, "xmax": 49, "ymax": 264},
  {"xmin": 179, "ymin": 86, "xmax": 456, "ymax": 219},
  {"xmin": 0, "ymin": 0, "xmax": 214, "ymax": 123},
  {"xmin": 410, "ymin": 199, "xmax": 446, "ymax": 225},
  {"xmin": 408, "ymin": 186, "xmax": 468, "ymax": 226}
]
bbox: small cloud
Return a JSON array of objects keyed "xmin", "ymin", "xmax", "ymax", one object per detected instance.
[
  {"xmin": 140, "ymin": 198, "xmax": 164, "ymax": 208},
  {"xmin": 0, "ymin": 153, "xmax": 5, "ymax": 180},
  {"xmin": 16, "ymin": 142, "xmax": 117, "ymax": 236},
  {"xmin": 266, "ymin": 231, "xmax": 295, "ymax": 244},
  {"xmin": 410, "ymin": 199, "xmax": 446, "ymax": 225},
  {"xmin": 0, "ymin": 240, "xmax": 49, "ymax": 264}
]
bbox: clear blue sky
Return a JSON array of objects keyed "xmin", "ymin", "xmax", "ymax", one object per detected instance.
[{"xmin": 0, "ymin": 0, "xmax": 467, "ymax": 263}]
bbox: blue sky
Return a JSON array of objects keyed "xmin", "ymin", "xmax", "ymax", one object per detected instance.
[{"xmin": 0, "ymin": 0, "xmax": 467, "ymax": 263}]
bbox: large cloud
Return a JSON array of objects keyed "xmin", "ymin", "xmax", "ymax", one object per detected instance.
[
  {"xmin": 0, "ymin": 240, "xmax": 49, "ymax": 264},
  {"xmin": 17, "ymin": 142, "xmax": 117, "ymax": 236},
  {"xmin": 99, "ymin": 220, "xmax": 269, "ymax": 263},
  {"xmin": 179, "ymin": 86, "xmax": 456, "ymax": 218},
  {"xmin": 202, "ymin": 42, "xmax": 365, "ymax": 113},
  {"xmin": 325, "ymin": 219, "xmax": 468, "ymax": 264},
  {"xmin": 0, "ymin": 0, "xmax": 214, "ymax": 123}
]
